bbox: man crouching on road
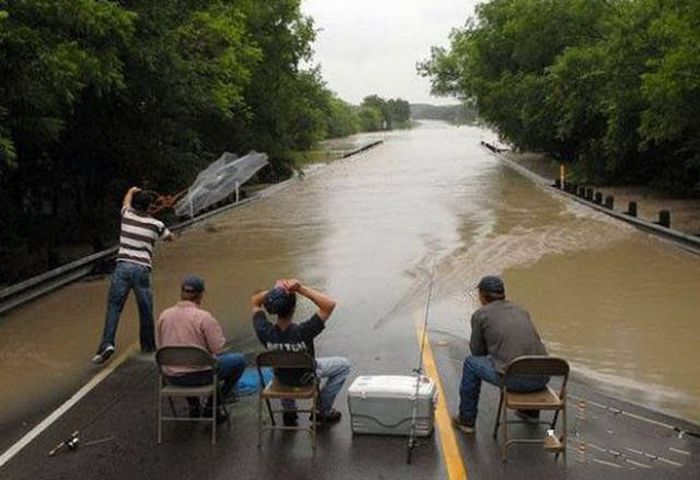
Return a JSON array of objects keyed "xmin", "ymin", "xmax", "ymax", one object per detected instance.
[
  {"xmin": 251, "ymin": 279, "xmax": 351, "ymax": 427},
  {"xmin": 452, "ymin": 275, "xmax": 548, "ymax": 434},
  {"xmin": 158, "ymin": 275, "xmax": 246, "ymax": 423}
]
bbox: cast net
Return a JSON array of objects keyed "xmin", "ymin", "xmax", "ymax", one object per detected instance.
[{"xmin": 174, "ymin": 151, "xmax": 268, "ymax": 218}]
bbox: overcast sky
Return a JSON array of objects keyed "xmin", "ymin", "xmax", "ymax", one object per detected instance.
[{"xmin": 301, "ymin": 0, "xmax": 480, "ymax": 106}]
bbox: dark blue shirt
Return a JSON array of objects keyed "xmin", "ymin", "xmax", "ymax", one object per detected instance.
[{"xmin": 253, "ymin": 311, "xmax": 325, "ymax": 384}]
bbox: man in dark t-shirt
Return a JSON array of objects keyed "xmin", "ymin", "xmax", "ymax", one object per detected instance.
[{"xmin": 252, "ymin": 279, "xmax": 351, "ymax": 427}]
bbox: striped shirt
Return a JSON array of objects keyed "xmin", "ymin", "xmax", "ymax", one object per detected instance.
[{"xmin": 116, "ymin": 207, "xmax": 171, "ymax": 269}]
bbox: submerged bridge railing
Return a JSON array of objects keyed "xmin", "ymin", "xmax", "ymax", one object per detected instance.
[{"xmin": 481, "ymin": 142, "xmax": 700, "ymax": 255}]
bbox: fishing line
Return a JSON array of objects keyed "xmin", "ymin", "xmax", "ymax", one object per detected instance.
[{"xmin": 406, "ymin": 267, "xmax": 435, "ymax": 464}]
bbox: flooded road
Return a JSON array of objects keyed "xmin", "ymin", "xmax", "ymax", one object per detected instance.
[{"xmin": 1, "ymin": 121, "xmax": 699, "ymax": 432}]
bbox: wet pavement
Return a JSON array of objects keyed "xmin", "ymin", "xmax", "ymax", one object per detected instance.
[
  {"xmin": 2, "ymin": 331, "xmax": 698, "ymax": 479},
  {"xmin": 1, "ymin": 121, "xmax": 699, "ymax": 478}
]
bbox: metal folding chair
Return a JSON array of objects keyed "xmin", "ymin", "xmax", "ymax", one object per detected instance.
[
  {"xmin": 493, "ymin": 356, "xmax": 569, "ymax": 462},
  {"xmin": 256, "ymin": 351, "xmax": 319, "ymax": 450},
  {"xmin": 156, "ymin": 345, "xmax": 223, "ymax": 445}
]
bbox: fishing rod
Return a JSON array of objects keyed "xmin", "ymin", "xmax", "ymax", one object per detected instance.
[
  {"xmin": 406, "ymin": 269, "xmax": 435, "ymax": 464},
  {"xmin": 569, "ymin": 394, "xmax": 700, "ymax": 440}
]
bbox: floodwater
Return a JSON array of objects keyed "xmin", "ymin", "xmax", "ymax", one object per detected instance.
[{"xmin": 1, "ymin": 121, "xmax": 698, "ymax": 432}]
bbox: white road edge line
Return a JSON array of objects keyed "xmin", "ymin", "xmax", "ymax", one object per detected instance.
[{"xmin": 0, "ymin": 345, "xmax": 137, "ymax": 469}]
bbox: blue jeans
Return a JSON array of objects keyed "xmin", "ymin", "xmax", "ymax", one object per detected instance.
[
  {"xmin": 99, "ymin": 261, "xmax": 155, "ymax": 352},
  {"xmin": 168, "ymin": 353, "xmax": 247, "ymax": 408},
  {"xmin": 459, "ymin": 355, "xmax": 548, "ymax": 423},
  {"xmin": 282, "ymin": 356, "xmax": 352, "ymax": 414}
]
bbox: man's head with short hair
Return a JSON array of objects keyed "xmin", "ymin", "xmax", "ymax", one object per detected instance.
[
  {"xmin": 264, "ymin": 286, "xmax": 297, "ymax": 319},
  {"xmin": 477, "ymin": 275, "xmax": 506, "ymax": 304},
  {"xmin": 181, "ymin": 274, "xmax": 205, "ymax": 303},
  {"xmin": 131, "ymin": 190, "xmax": 155, "ymax": 212}
]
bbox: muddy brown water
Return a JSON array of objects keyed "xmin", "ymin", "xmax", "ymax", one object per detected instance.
[{"xmin": 1, "ymin": 121, "xmax": 698, "ymax": 432}]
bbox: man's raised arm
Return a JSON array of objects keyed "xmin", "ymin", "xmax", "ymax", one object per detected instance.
[
  {"xmin": 290, "ymin": 280, "xmax": 336, "ymax": 321},
  {"xmin": 251, "ymin": 289, "xmax": 268, "ymax": 314},
  {"xmin": 122, "ymin": 186, "xmax": 140, "ymax": 211}
]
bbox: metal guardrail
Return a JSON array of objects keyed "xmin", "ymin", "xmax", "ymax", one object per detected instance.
[
  {"xmin": 0, "ymin": 140, "xmax": 385, "ymax": 317},
  {"xmin": 0, "ymin": 191, "xmax": 271, "ymax": 317}
]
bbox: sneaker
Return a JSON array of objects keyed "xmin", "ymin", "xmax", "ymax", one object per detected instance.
[
  {"xmin": 543, "ymin": 429, "xmax": 563, "ymax": 451},
  {"xmin": 451, "ymin": 415, "xmax": 476, "ymax": 434},
  {"xmin": 311, "ymin": 409, "xmax": 342, "ymax": 424},
  {"xmin": 283, "ymin": 412, "xmax": 299, "ymax": 427},
  {"xmin": 203, "ymin": 406, "xmax": 229, "ymax": 425},
  {"xmin": 515, "ymin": 409, "xmax": 540, "ymax": 422},
  {"xmin": 92, "ymin": 344, "xmax": 115, "ymax": 364}
]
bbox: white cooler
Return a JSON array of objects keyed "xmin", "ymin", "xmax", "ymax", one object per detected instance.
[{"xmin": 347, "ymin": 375, "xmax": 437, "ymax": 436}]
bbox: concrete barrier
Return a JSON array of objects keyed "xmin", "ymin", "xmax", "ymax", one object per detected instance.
[
  {"xmin": 604, "ymin": 195, "xmax": 614, "ymax": 210},
  {"xmin": 341, "ymin": 140, "xmax": 384, "ymax": 159}
]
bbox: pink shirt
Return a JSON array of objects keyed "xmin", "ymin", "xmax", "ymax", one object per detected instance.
[{"xmin": 157, "ymin": 301, "xmax": 226, "ymax": 376}]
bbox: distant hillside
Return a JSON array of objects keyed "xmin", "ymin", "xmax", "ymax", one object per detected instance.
[{"xmin": 410, "ymin": 102, "xmax": 478, "ymax": 125}]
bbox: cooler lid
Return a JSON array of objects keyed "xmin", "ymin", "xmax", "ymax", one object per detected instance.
[{"xmin": 348, "ymin": 375, "xmax": 435, "ymax": 399}]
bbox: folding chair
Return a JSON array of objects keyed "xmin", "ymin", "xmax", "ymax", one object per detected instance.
[
  {"xmin": 256, "ymin": 351, "xmax": 319, "ymax": 450},
  {"xmin": 156, "ymin": 345, "xmax": 224, "ymax": 445},
  {"xmin": 493, "ymin": 356, "xmax": 569, "ymax": 462}
]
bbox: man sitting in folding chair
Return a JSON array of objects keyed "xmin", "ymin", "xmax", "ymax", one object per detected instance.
[
  {"xmin": 452, "ymin": 275, "xmax": 549, "ymax": 433},
  {"xmin": 157, "ymin": 275, "xmax": 246, "ymax": 423},
  {"xmin": 251, "ymin": 279, "xmax": 351, "ymax": 427}
]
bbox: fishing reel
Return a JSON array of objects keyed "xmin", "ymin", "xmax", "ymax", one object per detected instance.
[{"xmin": 48, "ymin": 431, "xmax": 80, "ymax": 457}]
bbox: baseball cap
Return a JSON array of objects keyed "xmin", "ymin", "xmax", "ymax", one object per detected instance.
[
  {"xmin": 264, "ymin": 286, "xmax": 296, "ymax": 316},
  {"xmin": 477, "ymin": 275, "xmax": 505, "ymax": 294},
  {"xmin": 182, "ymin": 274, "xmax": 205, "ymax": 293}
]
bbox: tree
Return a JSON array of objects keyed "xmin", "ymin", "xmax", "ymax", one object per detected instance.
[
  {"xmin": 419, "ymin": 0, "xmax": 700, "ymax": 194},
  {"xmin": 388, "ymin": 98, "xmax": 411, "ymax": 127},
  {"xmin": 358, "ymin": 105, "xmax": 384, "ymax": 132},
  {"xmin": 325, "ymin": 96, "xmax": 359, "ymax": 138}
]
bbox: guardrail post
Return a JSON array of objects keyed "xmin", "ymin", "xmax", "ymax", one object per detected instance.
[
  {"xmin": 554, "ymin": 179, "xmax": 562, "ymax": 189},
  {"xmin": 578, "ymin": 186, "xmax": 586, "ymax": 198},
  {"xmin": 627, "ymin": 201, "xmax": 637, "ymax": 217},
  {"xmin": 604, "ymin": 195, "xmax": 614, "ymax": 210},
  {"xmin": 585, "ymin": 188, "xmax": 594, "ymax": 201},
  {"xmin": 594, "ymin": 192, "xmax": 603, "ymax": 205},
  {"xmin": 658, "ymin": 210, "xmax": 671, "ymax": 228}
]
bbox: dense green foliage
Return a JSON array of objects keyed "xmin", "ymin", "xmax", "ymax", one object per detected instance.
[
  {"xmin": 419, "ymin": 0, "xmax": 700, "ymax": 195},
  {"xmin": 0, "ymin": 0, "xmax": 408, "ymax": 283},
  {"xmin": 410, "ymin": 102, "xmax": 478, "ymax": 125},
  {"xmin": 358, "ymin": 95, "xmax": 411, "ymax": 131}
]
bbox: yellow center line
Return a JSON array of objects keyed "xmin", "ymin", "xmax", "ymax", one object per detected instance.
[{"xmin": 415, "ymin": 318, "xmax": 468, "ymax": 480}]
